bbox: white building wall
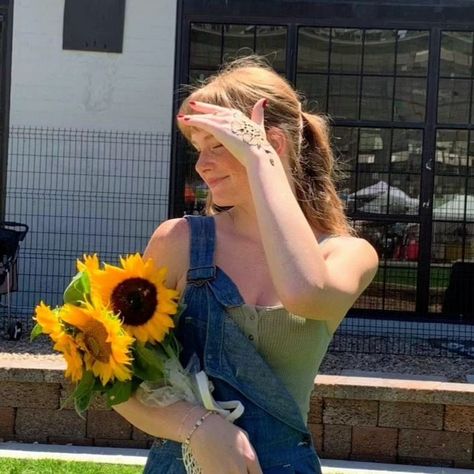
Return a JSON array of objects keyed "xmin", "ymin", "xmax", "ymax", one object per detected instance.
[
  {"xmin": 3, "ymin": 0, "xmax": 179, "ymax": 319},
  {"xmin": 10, "ymin": 0, "xmax": 177, "ymax": 132}
]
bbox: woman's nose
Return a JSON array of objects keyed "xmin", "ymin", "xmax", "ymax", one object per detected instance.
[{"xmin": 195, "ymin": 150, "xmax": 215, "ymax": 172}]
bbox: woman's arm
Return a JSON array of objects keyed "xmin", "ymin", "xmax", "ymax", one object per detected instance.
[{"xmin": 179, "ymin": 102, "xmax": 379, "ymax": 322}]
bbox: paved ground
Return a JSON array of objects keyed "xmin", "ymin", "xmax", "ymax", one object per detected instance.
[{"xmin": 0, "ymin": 442, "xmax": 470, "ymax": 474}]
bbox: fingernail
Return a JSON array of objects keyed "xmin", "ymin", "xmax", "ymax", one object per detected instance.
[
  {"xmin": 189, "ymin": 101, "xmax": 196, "ymax": 105},
  {"xmin": 262, "ymin": 99, "xmax": 268, "ymax": 108},
  {"xmin": 183, "ymin": 117, "xmax": 190, "ymax": 121},
  {"xmin": 177, "ymin": 114, "xmax": 185, "ymax": 118}
]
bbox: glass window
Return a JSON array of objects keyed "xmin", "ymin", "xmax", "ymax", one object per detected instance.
[
  {"xmin": 332, "ymin": 126, "xmax": 358, "ymax": 171},
  {"xmin": 470, "ymin": 131, "xmax": 474, "ymax": 174},
  {"xmin": 438, "ymin": 79, "xmax": 471, "ymax": 124},
  {"xmin": 327, "ymin": 75, "xmax": 360, "ymax": 119},
  {"xmin": 188, "ymin": 69, "xmax": 216, "ymax": 85},
  {"xmin": 223, "ymin": 25, "xmax": 255, "ymax": 62},
  {"xmin": 189, "ymin": 23, "xmax": 222, "ymax": 69},
  {"xmin": 296, "ymin": 74, "xmax": 327, "ymax": 113},
  {"xmin": 389, "ymin": 174, "xmax": 420, "ymax": 215},
  {"xmin": 394, "ymin": 77, "xmax": 426, "ymax": 122},
  {"xmin": 354, "ymin": 173, "xmax": 390, "ymax": 213},
  {"xmin": 435, "ymin": 129, "xmax": 469, "ymax": 176},
  {"xmin": 360, "ymin": 76, "xmax": 394, "ymax": 121},
  {"xmin": 440, "ymin": 31, "xmax": 474, "ymax": 78},
  {"xmin": 363, "ymin": 29, "xmax": 396, "ymax": 75},
  {"xmin": 433, "ymin": 175, "xmax": 467, "ymax": 221},
  {"xmin": 396, "ymin": 30, "xmax": 429, "ymax": 76},
  {"xmin": 255, "ymin": 25, "xmax": 287, "ymax": 71},
  {"xmin": 391, "ymin": 129, "xmax": 423, "ymax": 173},
  {"xmin": 297, "ymin": 27, "xmax": 330, "ymax": 72},
  {"xmin": 330, "ymin": 28, "xmax": 363, "ymax": 74},
  {"xmin": 358, "ymin": 128, "xmax": 391, "ymax": 173}
]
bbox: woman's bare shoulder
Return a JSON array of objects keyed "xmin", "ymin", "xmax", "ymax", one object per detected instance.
[{"xmin": 143, "ymin": 218, "xmax": 190, "ymax": 287}]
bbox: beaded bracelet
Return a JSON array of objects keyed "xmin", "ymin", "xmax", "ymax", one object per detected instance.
[{"xmin": 183, "ymin": 410, "xmax": 217, "ymax": 446}]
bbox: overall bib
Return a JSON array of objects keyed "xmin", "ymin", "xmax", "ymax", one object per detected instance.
[{"xmin": 144, "ymin": 215, "xmax": 322, "ymax": 474}]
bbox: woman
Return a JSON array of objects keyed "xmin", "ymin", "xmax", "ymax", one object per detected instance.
[{"xmin": 113, "ymin": 57, "xmax": 379, "ymax": 473}]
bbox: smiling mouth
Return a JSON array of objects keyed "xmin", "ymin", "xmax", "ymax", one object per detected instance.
[{"xmin": 207, "ymin": 176, "xmax": 228, "ymax": 188}]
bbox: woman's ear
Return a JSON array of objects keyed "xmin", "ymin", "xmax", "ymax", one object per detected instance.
[{"xmin": 266, "ymin": 127, "xmax": 288, "ymax": 157}]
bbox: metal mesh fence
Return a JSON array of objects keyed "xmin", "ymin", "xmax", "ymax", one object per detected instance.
[
  {"xmin": 1, "ymin": 126, "xmax": 473, "ymax": 358},
  {"xmin": 1, "ymin": 127, "xmax": 171, "ymax": 332}
]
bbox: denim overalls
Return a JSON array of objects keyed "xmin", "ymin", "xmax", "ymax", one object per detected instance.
[{"xmin": 143, "ymin": 215, "xmax": 322, "ymax": 474}]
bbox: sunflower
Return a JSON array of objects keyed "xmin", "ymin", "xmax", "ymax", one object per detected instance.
[
  {"xmin": 60, "ymin": 300, "xmax": 134, "ymax": 386},
  {"xmin": 76, "ymin": 254, "xmax": 100, "ymax": 274},
  {"xmin": 33, "ymin": 302, "xmax": 84, "ymax": 382},
  {"xmin": 87, "ymin": 254, "xmax": 179, "ymax": 344},
  {"xmin": 53, "ymin": 332, "xmax": 84, "ymax": 383},
  {"xmin": 34, "ymin": 301, "xmax": 66, "ymax": 340}
]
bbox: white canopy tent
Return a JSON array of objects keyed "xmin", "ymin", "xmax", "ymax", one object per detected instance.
[{"xmin": 433, "ymin": 194, "xmax": 474, "ymax": 221}]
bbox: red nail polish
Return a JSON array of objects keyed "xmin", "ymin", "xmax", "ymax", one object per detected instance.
[
  {"xmin": 189, "ymin": 101, "xmax": 196, "ymax": 106},
  {"xmin": 177, "ymin": 114, "xmax": 184, "ymax": 118},
  {"xmin": 183, "ymin": 117, "xmax": 191, "ymax": 121},
  {"xmin": 262, "ymin": 99, "xmax": 268, "ymax": 108}
]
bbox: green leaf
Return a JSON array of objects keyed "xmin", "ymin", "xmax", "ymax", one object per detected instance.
[
  {"xmin": 63, "ymin": 271, "xmax": 90, "ymax": 305},
  {"xmin": 73, "ymin": 370, "xmax": 96, "ymax": 415},
  {"xmin": 133, "ymin": 343, "xmax": 166, "ymax": 382},
  {"xmin": 30, "ymin": 323, "xmax": 43, "ymax": 342},
  {"xmin": 105, "ymin": 380, "xmax": 133, "ymax": 407}
]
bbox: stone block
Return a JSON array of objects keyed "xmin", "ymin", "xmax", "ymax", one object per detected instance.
[
  {"xmin": 399, "ymin": 429, "xmax": 473, "ymax": 462},
  {"xmin": 307, "ymin": 423, "xmax": 323, "ymax": 453},
  {"xmin": 379, "ymin": 401, "xmax": 443, "ymax": 430},
  {"xmin": 0, "ymin": 407, "xmax": 15, "ymax": 437},
  {"xmin": 48, "ymin": 436, "xmax": 94, "ymax": 446},
  {"xmin": 87, "ymin": 410, "xmax": 132, "ymax": 439},
  {"xmin": 0, "ymin": 381, "xmax": 60, "ymax": 409},
  {"xmin": 445, "ymin": 405, "xmax": 474, "ymax": 433},
  {"xmin": 307, "ymin": 395, "xmax": 323, "ymax": 424},
  {"xmin": 398, "ymin": 456, "xmax": 453, "ymax": 467},
  {"xmin": 15, "ymin": 408, "xmax": 85, "ymax": 439},
  {"xmin": 352, "ymin": 426, "xmax": 398, "ymax": 460},
  {"xmin": 132, "ymin": 426, "xmax": 156, "ymax": 442},
  {"xmin": 94, "ymin": 438, "xmax": 148, "ymax": 449},
  {"xmin": 323, "ymin": 398, "xmax": 378, "ymax": 426},
  {"xmin": 323, "ymin": 424, "xmax": 351, "ymax": 459}
]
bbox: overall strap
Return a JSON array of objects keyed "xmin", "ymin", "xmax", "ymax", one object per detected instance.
[{"xmin": 184, "ymin": 215, "xmax": 217, "ymax": 283}]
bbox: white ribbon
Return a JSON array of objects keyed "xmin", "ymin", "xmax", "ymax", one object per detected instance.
[{"xmin": 194, "ymin": 370, "xmax": 244, "ymax": 423}]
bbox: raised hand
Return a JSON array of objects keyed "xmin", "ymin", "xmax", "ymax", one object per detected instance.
[{"xmin": 177, "ymin": 100, "xmax": 277, "ymax": 168}]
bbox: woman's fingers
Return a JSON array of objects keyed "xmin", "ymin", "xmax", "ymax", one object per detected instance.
[
  {"xmin": 250, "ymin": 98, "xmax": 267, "ymax": 128},
  {"xmin": 188, "ymin": 101, "xmax": 228, "ymax": 114}
]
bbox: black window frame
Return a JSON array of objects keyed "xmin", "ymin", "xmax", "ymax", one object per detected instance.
[{"xmin": 171, "ymin": 0, "xmax": 474, "ymax": 323}]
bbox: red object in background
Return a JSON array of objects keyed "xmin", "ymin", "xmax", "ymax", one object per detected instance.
[
  {"xmin": 406, "ymin": 239, "xmax": 419, "ymax": 261},
  {"xmin": 184, "ymin": 184, "xmax": 196, "ymax": 205}
]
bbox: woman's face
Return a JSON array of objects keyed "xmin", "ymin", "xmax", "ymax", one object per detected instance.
[{"xmin": 190, "ymin": 130, "xmax": 251, "ymax": 208}]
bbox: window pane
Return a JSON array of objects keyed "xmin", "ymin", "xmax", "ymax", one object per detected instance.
[
  {"xmin": 353, "ymin": 173, "xmax": 389, "ymax": 213},
  {"xmin": 296, "ymin": 74, "xmax": 327, "ymax": 113},
  {"xmin": 297, "ymin": 27, "xmax": 330, "ymax": 72},
  {"xmin": 440, "ymin": 31, "xmax": 473, "ymax": 78},
  {"xmin": 360, "ymin": 76, "xmax": 394, "ymax": 121},
  {"xmin": 188, "ymin": 69, "xmax": 215, "ymax": 84},
  {"xmin": 358, "ymin": 128, "xmax": 391, "ymax": 173},
  {"xmin": 438, "ymin": 79, "xmax": 471, "ymax": 124},
  {"xmin": 391, "ymin": 129, "xmax": 423, "ymax": 173},
  {"xmin": 332, "ymin": 126, "xmax": 358, "ymax": 171},
  {"xmin": 394, "ymin": 77, "xmax": 426, "ymax": 122},
  {"xmin": 327, "ymin": 75, "xmax": 360, "ymax": 119},
  {"xmin": 190, "ymin": 23, "xmax": 222, "ymax": 69},
  {"xmin": 330, "ymin": 28, "xmax": 362, "ymax": 74},
  {"xmin": 433, "ymin": 175, "xmax": 466, "ymax": 221},
  {"xmin": 363, "ymin": 29, "xmax": 396, "ymax": 75},
  {"xmin": 435, "ymin": 129, "xmax": 469, "ymax": 176},
  {"xmin": 255, "ymin": 25, "xmax": 287, "ymax": 71},
  {"xmin": 389, "ymin": 174, "xmax": 420, "ymax": 215},
  {"xmin": 468, "ymin": 180, "xmax": 474, "ymax": 221},
  {"xmin": 396, "ymin": 30, "xmax": 429, "ymax": 76},
  {"xmin": 223, "ymin": 25, "xmax": 254, "ymax": 62}
]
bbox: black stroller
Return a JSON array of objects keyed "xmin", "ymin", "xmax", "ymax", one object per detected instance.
[{"xmin": 0, "ymin": 221, "xmax": 29, "ymax": 340}]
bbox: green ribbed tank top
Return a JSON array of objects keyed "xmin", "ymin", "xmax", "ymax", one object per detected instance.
[{"xmin": 226, "ymin": 304, "xmax": 333, "ymax": 424}]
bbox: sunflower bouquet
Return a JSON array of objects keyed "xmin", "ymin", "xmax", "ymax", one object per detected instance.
[{"xmin": 30, "ymin": 253, "xmax": 199, "ymax": 414}]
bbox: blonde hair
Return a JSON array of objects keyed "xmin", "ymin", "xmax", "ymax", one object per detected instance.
[{"xmin": 178, "ymin": 56, "xmax": 355, "ymax": 237}]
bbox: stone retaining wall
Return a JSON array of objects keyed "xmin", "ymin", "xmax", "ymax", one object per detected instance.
[{"xmin": 0, "ymin": 359, "xmax": 473, "ymax": 469}]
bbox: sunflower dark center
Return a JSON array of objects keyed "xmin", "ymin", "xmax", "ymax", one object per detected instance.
[
  {"xmin": 83, "ymin": 322, "xmax": 111, "ymax": 363},
  {"xmin": 111, "ymin": 277, "xmax": 157, "ymax": 326}
]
